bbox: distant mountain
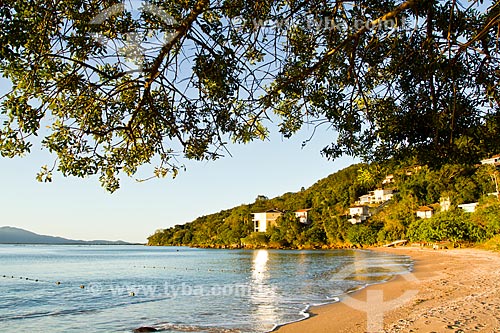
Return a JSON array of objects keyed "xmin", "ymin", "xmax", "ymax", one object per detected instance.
[{"xmin": 0, "ymin": 226, "xmax": 134, "ymax": 245}]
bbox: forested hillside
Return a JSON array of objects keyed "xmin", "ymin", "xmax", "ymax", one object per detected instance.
[{"xmin": 148, "ymin": 161, "xmax": 500, "ymax": 249}]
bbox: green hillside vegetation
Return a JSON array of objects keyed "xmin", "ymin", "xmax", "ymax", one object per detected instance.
[{"xmin": 148, "ymin": 161, "xmax": 500, "ymax": 249}]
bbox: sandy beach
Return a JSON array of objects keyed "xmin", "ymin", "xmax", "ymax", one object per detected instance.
[{"xmin": 276, "ymin": 247, "xmax": 500, "ymax": 333}]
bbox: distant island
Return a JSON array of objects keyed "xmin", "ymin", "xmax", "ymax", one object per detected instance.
[{"xmin": 0, "ymin": 226, "xmax": 135, "ymax": 245}]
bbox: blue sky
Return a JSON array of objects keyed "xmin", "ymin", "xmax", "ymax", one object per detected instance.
[
  {"xmin": 0, "ymin": 3, "xmax": 370, "ymax": 243},
  {"xmin": 0, "ymin": 122, "xmax": 357, "ymax": 243}
]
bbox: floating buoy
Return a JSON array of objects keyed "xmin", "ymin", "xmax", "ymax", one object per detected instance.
[
  {"xmin": 129, "ymin": 292, "xmax": 135, "ymax": 296},
  {"xmin": 56, "ymin": 281, "xmax": 61, "ymax": 285},
  {"xmin": 80, "ymin": 285, "xmax": 85, "ymax": 289}
]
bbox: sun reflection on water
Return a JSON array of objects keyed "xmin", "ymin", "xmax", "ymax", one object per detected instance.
[{"xmin": 250, "ymin": 249, "xmax": 280, "ymax": 329}]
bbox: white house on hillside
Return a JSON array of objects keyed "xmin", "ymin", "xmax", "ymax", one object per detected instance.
[
  {"xmin": 416, "ymin": 206, "xmax": 434, "ymax": 219},
  {"xmin": 481, "ymin": 154, "xmax": 500, "ymax": 166},
  {"xmin": 252, "ymin": 210, "xmax": 282, "ymax": 232},
  {"xmin": 440, "ymin": 197, "xmax": 451, "ymax": 212},
  {"xmin": 295, "ymin": 209, "xmax": 311, "ymax": 224},
  {"xmin": 373, "ymin": 189, "xmax": 394, "ymax": 203},
  {"xmin": 359, "ymin": 194, "xmax": 373, "ymax": 205},
  {"xmin": 348, "ymin": 205, "xmax": 370, "ymax": 224},
  {"xmin": 458, "ymin": 203, "xmax": 478, "ymax": 213},
  {"xmin": 357, "ymin": 189, "xmax": 394, "ymax": 205}
]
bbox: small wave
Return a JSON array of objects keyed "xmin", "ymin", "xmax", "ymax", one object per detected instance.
[
  {"xmin": 152, "ymin": 322, "xmax": 242, "ymax": 332},
  {"xmin": 1, "ymin": 296, "xmax": 172, "ymax": 323},
  {"xmin": 1, "ymin": 307, "xmax": 100, "ymax": 321},
  {"xmin": 268, "ymin": 297, "xmax": 341, "ymax": 333}
]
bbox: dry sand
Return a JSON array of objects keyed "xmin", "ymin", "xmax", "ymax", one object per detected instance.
[{"xmin": 275, "ymin": 247, "xmax": 500, "ymax": 333}]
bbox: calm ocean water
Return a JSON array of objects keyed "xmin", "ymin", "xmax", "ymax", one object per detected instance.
[{"xmin": 0, "ymin": 245, "xmax": 412, "ymax": 332}]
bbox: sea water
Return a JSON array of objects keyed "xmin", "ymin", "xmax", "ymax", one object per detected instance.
[{"xmin": 0, "ymin": 245, "xmax": 412, "ymax": 332}]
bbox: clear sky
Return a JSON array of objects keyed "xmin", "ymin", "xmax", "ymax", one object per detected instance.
[
  {"xmin": 0, "ymin": 121, "xmax": 357, "ymax": 243},
  {"xmin": 0, "ymin": 9, "xmax": 364, "ymax": 244}
]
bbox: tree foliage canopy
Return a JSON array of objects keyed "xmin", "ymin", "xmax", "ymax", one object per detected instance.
[{"xmin": 1, "ymin": 0, "xmax": 499, "ymax": 190}]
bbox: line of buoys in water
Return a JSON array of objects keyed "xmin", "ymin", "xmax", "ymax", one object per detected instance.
[
  {"xmin": 0, "ymin": 275, "xmax": 139, "ymax": 296},
  {"xmin": 2, "ymin": 274, "xmax": 65, "ymax": 285},
  {"xmin": 0, "ymin": 275, "xmax": 128, "ymax": 293},
  {"xmin": 1, "ymin": 273, "xmax": 145, "ymax": 298},
  {"xmin": 2, "ymin": 274, "xmax": 52, "ymax": 284},
  {"xmin": 132, "ymin": 265, "xmax": 262, "ymax": 274},
  {"xmin": 2, "ymin": 267, "xmax": 264, "ymax": 297}
]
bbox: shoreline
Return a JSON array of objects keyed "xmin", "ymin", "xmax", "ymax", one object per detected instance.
[
  {"xmin": 270, "ymin": 248, "xmax": 414, "ymax": 333},
  {"xmin": 275, "ymin": 247, "xmax": 500, "ymax": 333}
]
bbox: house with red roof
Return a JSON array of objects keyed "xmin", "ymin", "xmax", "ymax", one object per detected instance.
[
  {"xmin": 416, "ymin": 206, "xmax": 434, "ymax": 219},
  {"xmin": 295, "ymin": 209, "xmax": 311, "ymax": 224}
]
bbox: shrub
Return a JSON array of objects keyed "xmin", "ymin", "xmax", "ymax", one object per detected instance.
[
  {"xmin": 347, "ymin": 224, "xmax": 378, "ymax": 246},
  {"xmin": 407, "ymin": 211, "xmax": 487, "ymax": 243},
  {"xmin": 242, "ymin": 232, "xmax": 269, "ymax": 247},
  {"xmin": 471, "ymin": 198, "xmax": 500, "ymax": 238}
]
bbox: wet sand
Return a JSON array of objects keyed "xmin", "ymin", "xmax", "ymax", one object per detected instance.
[{"xmin": 275, "ymin": 247, "xmax": 500, "ymax": 333}]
